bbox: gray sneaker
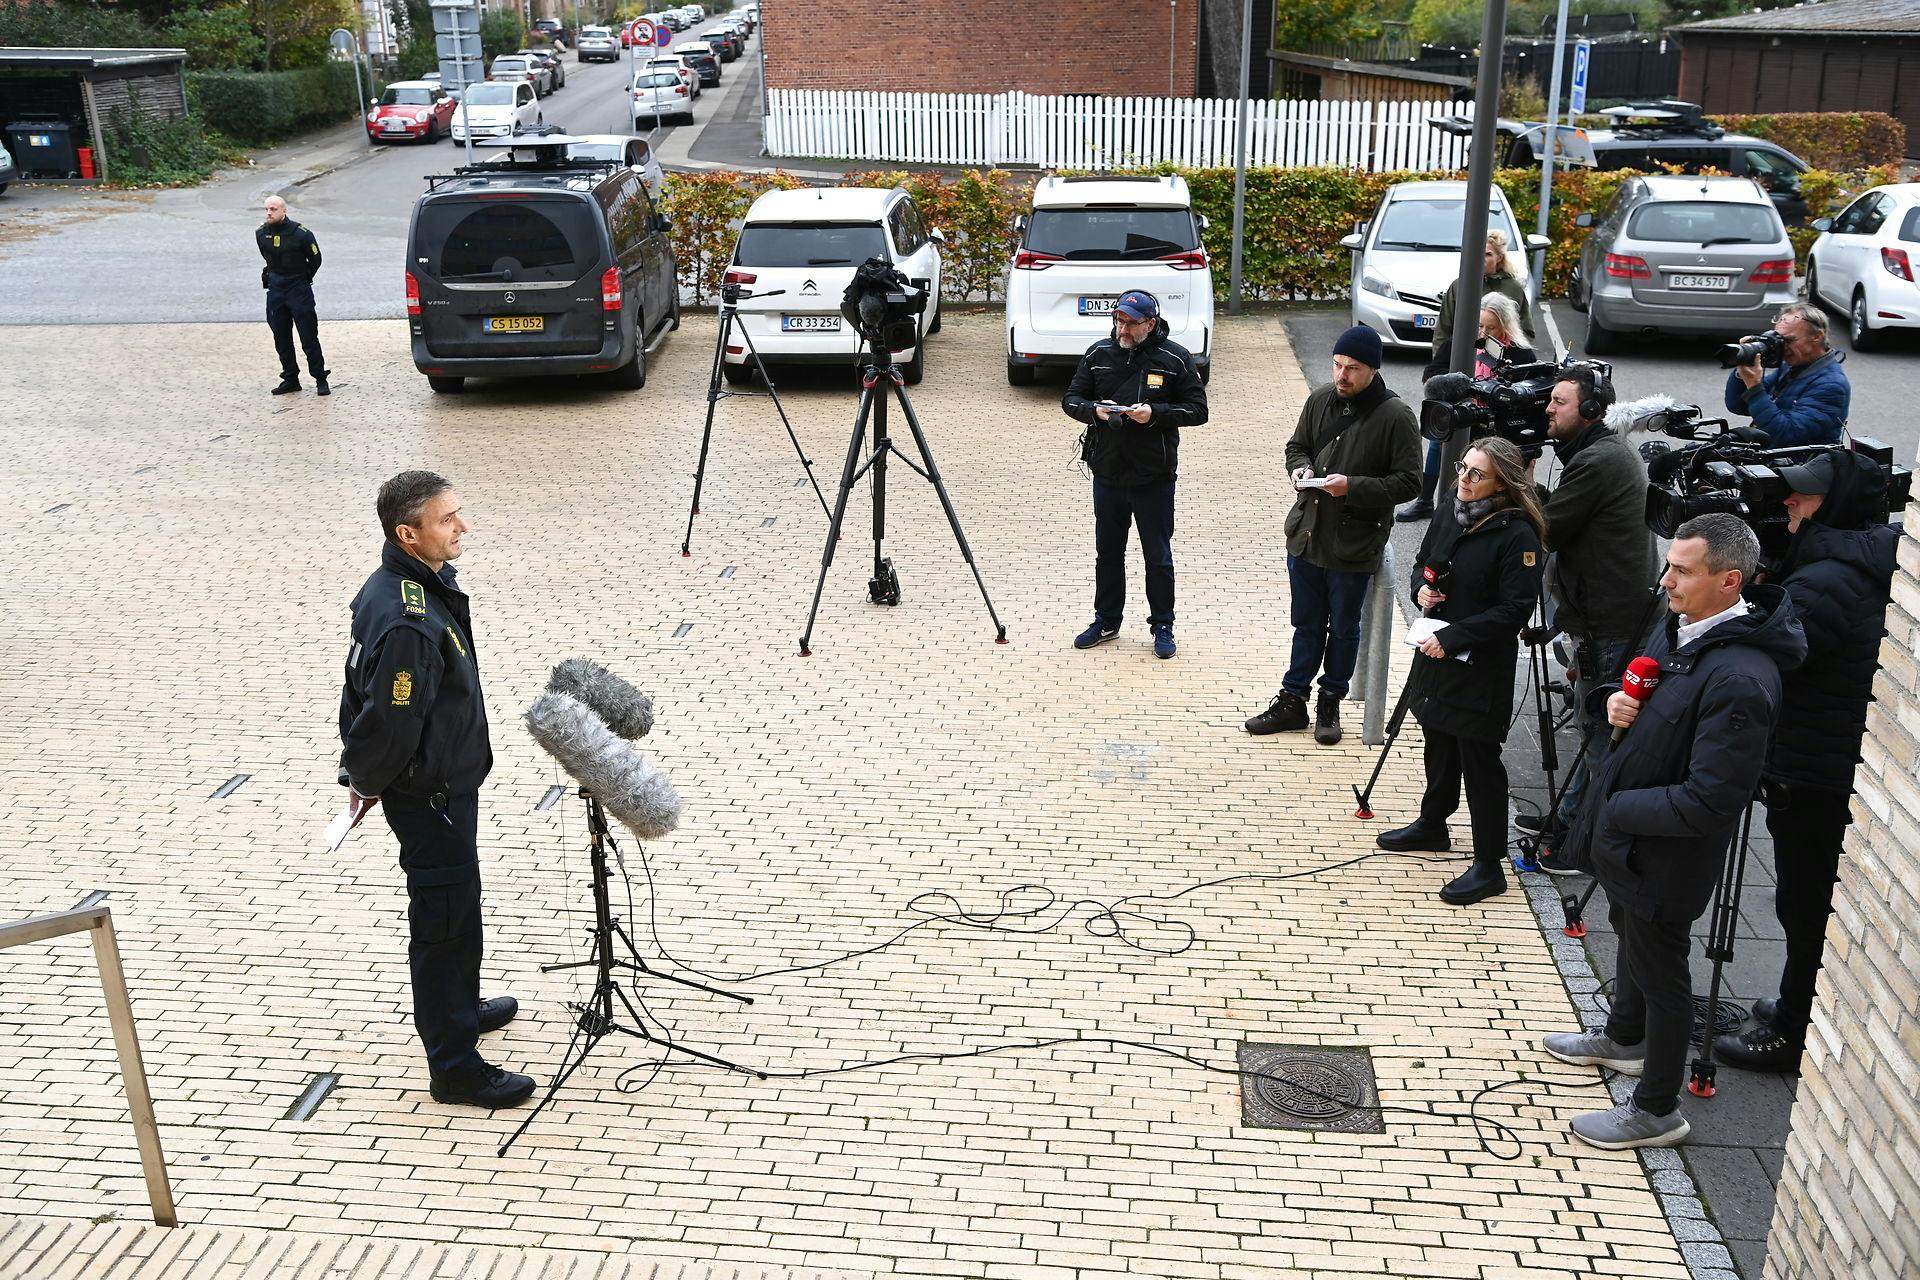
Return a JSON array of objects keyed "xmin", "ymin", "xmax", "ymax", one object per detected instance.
[
  {"xmin": 1569, "ymin": 1100, "xmax": 1690, "ymax": 1150},
  {"xmin": 1543, "ymin": 1029, "xmax": 1646, "ymax": 1075}
]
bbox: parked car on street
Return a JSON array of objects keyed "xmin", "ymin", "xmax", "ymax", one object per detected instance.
[
  {"xmin": 630, "ymin": 67, "xmax": 695, "ymax": 127},
  {"xmin": 1004, "ymin": 174, "xmax": 1212, "ymax": 385},
  {"xmin": 449, "ymin": 80, "xmax": 541, "ymax": 141},
  {"xmin": 1569, "ymin": 174, "xmax": 1796, "ymax": 355},
  {"xmin": 1338, "ymin": 179, "xmax": 1541, "ymax": 351},
  {"xmin": 644, "ymin": 55, "xmax": 700, "ymax": 99},
  {"xmin": 721, "ymin": 186, "xmax": 945, "ymax": 385},
  {"xmin": 672, "ymin": 43, "xmax": 721, "ymax": 85},
  {"xmin": 366, "ymin": 80, "xmax": 457, "ymax": 144},
  {"xmin": 699, "ymin": 29, "xmax": 740, "ymax": 61},
  {"xmin": 0, "ymin": 140, "xmax": 15, "ymax": 194},
  {"xmin": 489, "ymin": 55, "xmax": 550, "ymax": 97},
  {"xmin": 576, "ymin": 26, "xmax": 619, "ymax": 61},
  {"xmin": 567, "ymin": 133, "xmax": 665, "ymax": 197},
  {"xmin": 1806, "ymin": 182, "xmax": 1920, "ymax": 351},
  {"xmin": 516, "ymin": 48, "xmax": 565, "ymax": 90}
]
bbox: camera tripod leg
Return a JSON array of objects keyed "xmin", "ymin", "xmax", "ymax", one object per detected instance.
[
  {"xmin": 606, "ymin": 978, "xmax": 766, "ymax": 1078},
  {"xmin": 888, "ymin": 377, "xmax": 1008, "ymax": 642},
  {"xmin": 1352, "ymin": 670, "xmax": 1419, "ymax": 819},
  {"xmin": 498, "ymin": 1008, "xmax": 602, "ymax": 1156},
  {"xmin": 681, "ymin": 306, "xmax": 735, "ymax": 556},
  {"xmin": 800, "ymin": 380, "xmax": 878, "ymax": 655},
  {"xmin": 1689, "ymin": 798, "xmax": 1756, "ymax": 1099}
]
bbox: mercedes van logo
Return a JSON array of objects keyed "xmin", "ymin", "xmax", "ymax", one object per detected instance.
[{"xmin": 504, "ymin": 291, "xmax": 517, "ymax": 303}]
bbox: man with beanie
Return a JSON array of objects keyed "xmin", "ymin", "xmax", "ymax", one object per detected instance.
[
  {"xmin": 1063, "ymin": 288, "xmax": 1209, "ymax": 659},
  {"xmin": 1246, "ymin": 324, "xmax": 1419, "ymax": 743}
]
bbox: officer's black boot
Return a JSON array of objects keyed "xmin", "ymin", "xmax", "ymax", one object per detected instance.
[
  {"xmin": 1397, "ymin": 470, "xmax": 1439, "ymax": 523},
  {"xmin": 315, "ymin": 374, "xmax": 331, "ymax": 396},
  {"xmin": 1439, "ymin": 856, "xmax": 1508, "ymax": 906},
  {"xmin": 272, "ymin": 375, "xmax": 301, "ymax": 395}
]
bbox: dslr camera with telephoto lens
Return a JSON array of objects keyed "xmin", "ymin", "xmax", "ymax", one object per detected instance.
[{"xmin": 1716, "ymin": 330, "xmax": 1789, "ymax": 370}]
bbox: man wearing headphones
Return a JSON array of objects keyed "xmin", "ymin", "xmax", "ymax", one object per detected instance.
[{"xmin": 1526, "ymin": 368, "xmax": 1660, "ymax": 860}]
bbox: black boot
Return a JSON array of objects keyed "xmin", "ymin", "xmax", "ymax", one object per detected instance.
[
  {"xmin": 1314, "ymin": 691, "xmax": 1343, "ymax": 745},
  {"xmin": 1396, "ymin": 470, "xmax": 1440, "ymax": 523},
  {"xmin": 315, "ymin": 374, "xmax": 331, "ymax": 396},
  {"xmin": 1246, "ymin": 691, "xmax": 1309, "ymax": 735},
  {"xmin": 271, "ymin": 375, "xmax": 300, "ymax": 395},
  {"xmin": 1439, "ymin": 857, "xmax": 1508, "ymax": 905},
  {"xmin": 1376, "ymin": 820, "xmax": 1450, "ymax": 852}
]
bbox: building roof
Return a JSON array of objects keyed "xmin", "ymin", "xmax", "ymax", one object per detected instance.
[
  {"xmin": 0, "ymin": 46, "xmax": 188, "ymax": 70},
  {"xmin": 1669, "ymin": 0, "xmax": 1920, "ymax": 37},
  {"xmin": 1264, "ymin": 49, "xmax": 1472, "ymax": 89}
]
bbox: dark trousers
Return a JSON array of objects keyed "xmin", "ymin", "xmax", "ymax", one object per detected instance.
[
  {"xmin": 1092, "ymin": 476, "xmax": 1175, "ymax": 627},
  {"xmin": 383, "ymin": 790, "xmax": 485, "ymax": 1078},
  {"xmin": 1765, "ymin": 784, "xmax": 1852, "ymax": 1039},
  {"xmin": 1418, "ymin": 727, "xmax": 1510, "ymax": 862},
  {"xmin": 1603, "ymin": 898, "xmax": 1695, "ymax": 1115},
  {"xmin": 266, "ymin": 276, "xmax": 327, "ymax": 380},
  {"xmin": 1282, "ymin": 554, "xmax": 1372, "ymax": 698}
]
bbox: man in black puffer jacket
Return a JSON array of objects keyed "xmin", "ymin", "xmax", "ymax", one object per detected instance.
[
  {"xmin": 1714, "ymin": 448, "xmax": 1898, "ymax": 1072},
  {"xmin": 1063, "ymin": 289, "xmax": 1208, "ymax": 660}
]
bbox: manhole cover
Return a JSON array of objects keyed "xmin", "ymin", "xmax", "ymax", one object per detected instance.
[{"xmin": 1237, "ymin": 1043, "xmax": 1383, "ymax": 1134}]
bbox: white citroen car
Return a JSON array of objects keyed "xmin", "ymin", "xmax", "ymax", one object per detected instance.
[
  {"xmin": 721, "ymin": 186, "xmax": 945, "ymax": 385},
  {"xmin": 1004, "ymin": 174, "xmax": 1212, "ymax": 385}
]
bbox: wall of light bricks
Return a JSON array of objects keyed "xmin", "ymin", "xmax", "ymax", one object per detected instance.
[{"xmin": 1766, "ymin": 518, "xmax": 1920, "ymax": 1279}]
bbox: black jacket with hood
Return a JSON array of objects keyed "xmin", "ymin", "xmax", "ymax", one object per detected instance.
[
  {"xmin": 1407, "ymin": 501, "xmax": 1545, "ymax": 743},
  {"xmin": 1543, "ymin": 420, "xmax": 1660, "ymax": 645},
  {"xmin": 1063, "ymin": 319, "xmax": 1208, "ymax": 486}
]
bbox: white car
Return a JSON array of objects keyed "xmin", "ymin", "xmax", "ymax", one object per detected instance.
[
  {"xmin": 576, "ymin": 26, "xmax": 619, "ymax": 61},
  {"xmin": 566, "ymin": 134, "xmax": 665, "ymax": 197},
  {"xmin": 644, "ymin": 55, "xmax": 700, "ymax": 99},
  {"xmin": 1339, "ymin": 180, "xmax": 1547, "ymax": 350},
  {"xmin": 630, "ymin": 67, "xmax": 694, "ymax": 127},
  {"xmin": 449, "ymin": 81, "xmax": 540, "ymax": 141},
  {"xmin": 722, "ymin": 186, "xmax": 945, "ymax": 385},
  {"xmin": 1004, "ymin": 174, "xmax": 1212, "ymax": 386},
  {"xmin": 1806, "ymin": 182, "xmax": 1920, "ymax": 352}
]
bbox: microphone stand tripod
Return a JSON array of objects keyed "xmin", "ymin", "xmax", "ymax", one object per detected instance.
[
  {"xmin": 500, "ymin": 790, "xmax": 764, "ymax": 1156},
  {"xmin": 798, "ymin": 333, "xmax": 1008, "ymax": 656},
  {"xmin": 682, "ymin": 282, "xmax": 832, "ymax": 557}
]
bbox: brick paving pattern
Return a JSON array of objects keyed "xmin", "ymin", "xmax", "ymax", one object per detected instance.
[{"xmin": 0, "ymin": 313, "xmax": 1691, "ymax": 1278}]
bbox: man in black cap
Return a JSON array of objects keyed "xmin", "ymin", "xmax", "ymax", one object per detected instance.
[
  {"xmin": 257, "ymin": 195, "xmax": 330, "ymax": 396},
  {"xmin": 1062, "ymin": 288, "xmax": 1209, "ymax": 660},
  {"xmin": 1246, "ymin": 324, "xmax": 1420, "ymax": 744},
  {"xmin": 1715, "ymin": 447, "xmax": 1895, "ymax": 1072}
]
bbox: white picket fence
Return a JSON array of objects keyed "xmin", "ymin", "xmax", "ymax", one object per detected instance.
[{"xmin": 765, "ymin": 90, "xmax": 1477, "ymax": 172}]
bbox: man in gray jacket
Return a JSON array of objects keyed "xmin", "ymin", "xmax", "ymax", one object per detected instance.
[{"xmin": 1246, "ymin": 325, "xmax": 1420, "ymax": 744}]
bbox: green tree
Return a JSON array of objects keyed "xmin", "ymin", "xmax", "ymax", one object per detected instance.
[
  {"xmin": 166, "ymin": 3, "xmax": 265, "ymax": 70},
  {"xmin": 253, "ymin": 0, "xmax": 352, "ymax": 69},
  {"xmin": 479, "ymin": 8, "xmax": 524, "ymax": 58},
  {"xmin": 1272, "ymin": 0, "xmax": 1382, "ymax": 50}
]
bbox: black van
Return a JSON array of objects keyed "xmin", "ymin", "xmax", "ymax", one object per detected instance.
[{"xmin": 406, "ymin": 136, "xmax": 679, "ymax": 393}]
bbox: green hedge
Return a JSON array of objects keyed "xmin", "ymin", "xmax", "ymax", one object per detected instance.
[{"xmin": 188, "ymin": 62, "xmax": 383, "ymax": 144}]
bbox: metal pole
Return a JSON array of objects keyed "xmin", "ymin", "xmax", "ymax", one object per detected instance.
[
  {"xmin": 1532, "ymin": 0, "xmax": 1572, "ymax": 310},
  {"xmin": 1168, "ymin": 0, "xmax": 1177, "ymax": 97},
  {"xmin": 349, "ymin": 45, "xmax": 367, "ymax": 146},
  {"xmin": 1227, "ymin": 0, "xmax": 1252, "ymax": 315},
  {"xmin": 1361, "ymin": 544, "xmax": 1396, "ymax": 746},
  {"xmin": 1440, "ymin": 0, "xmax": 1509, "ymax": 485},
  {"xmin": 757, "ymin": 7, "xmax": 769, "ymax": 154}
]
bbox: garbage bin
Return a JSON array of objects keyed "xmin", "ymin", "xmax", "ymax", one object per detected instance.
[{"xmin": 5, "ymin": 119, "xmax": 79, "ymax": 178}]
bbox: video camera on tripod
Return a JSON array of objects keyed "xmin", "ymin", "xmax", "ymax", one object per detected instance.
[
  {"xmin": 840, "ymin": 257, "xmax": 930, "ymax": 354},
  {"xmin": 1420, "ymin": 357, "xmax": 1613, "ymax": 459}
]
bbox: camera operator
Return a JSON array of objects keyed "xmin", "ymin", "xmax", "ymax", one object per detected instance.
[
  {"xmin": 1063, "ymin": 289, "xmax": 1208, "ymax": 660},
  {"xmin": 1522, "ymin": 368, "xmax": 1659, "ymax": 851},
  {"xmin": 1374, "ymin": 438, "xmax": 1544, "ymax": 906},
  {"xmin": 1544, "ymin": 513, "xmax": 1806, "ymax": 1150},
  {"xmin": 1721, "ymin": 302, "xmax": 1849, "ymax": 447},
  {"xmin": 1400, "ymin": 292, "xmax": 1537, "ymax": 523},
  {"xmin": 1712, "ymin": 449, "xmax": 1896, "ymax": 1073},
  {"xmin": 1244, "ymin": 325, "xmax": 1419, "ymax": 744}
]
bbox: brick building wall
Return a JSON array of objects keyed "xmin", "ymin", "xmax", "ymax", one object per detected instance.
[
  {"xmin": 1765, "ymin": 514, "xmax": 1920, "ymax": 1279},
  {"xmin": 761, "ymin": 0, "xmax": 1201, "ymax": 97}
]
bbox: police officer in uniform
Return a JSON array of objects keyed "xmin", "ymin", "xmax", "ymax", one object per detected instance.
[
  {"xmin": 257, "ymin": 195, "xmax": 330, "ymax": 396},
  {"xmin": 339, "ymin": 471, "xmax": 534, "ymax": 1109}
]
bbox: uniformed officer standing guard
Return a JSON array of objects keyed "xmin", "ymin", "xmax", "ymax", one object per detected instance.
[
  {"xmin": 257, "ymin": 195, "xmax": 330, "ymax": 397},
  {"xmin": 338, "ymin": 471, "xmax": 535, "ymax": 1109}
]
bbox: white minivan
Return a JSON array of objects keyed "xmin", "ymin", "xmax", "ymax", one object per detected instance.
[
  {"xmin": 721, "ymin": 186, "xmax": 945, "ymax": 384},
  {"xmin": 1004, "ymin": 174, "xmax": 1213, "ymax": 386}
]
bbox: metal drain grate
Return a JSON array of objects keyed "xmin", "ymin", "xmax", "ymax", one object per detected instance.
[{"xmin": 1237, "ymin": 1043, "xmax": 1383, "ymax": 1134}]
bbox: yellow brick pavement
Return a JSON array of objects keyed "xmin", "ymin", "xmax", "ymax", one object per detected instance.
[{"xmin": 0, "ymin": 312, "xmax": 1689, "ymax": 1279}]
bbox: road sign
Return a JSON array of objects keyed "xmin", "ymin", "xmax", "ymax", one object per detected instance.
[
  {"xmin": 1569, "ymin": 40, "xmax": 1591, "ymax": 116},
  {"xmin": 656, "ymin": 25, "xmax": 672, "ymax": 46},
  {"xmin": 633, "ymin": 17, "xmax": 656, "ymax": 45}
]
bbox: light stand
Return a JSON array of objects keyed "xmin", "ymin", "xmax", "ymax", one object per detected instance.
[
  {"xmin": 797, "ymin": 334, "xmax": 1008, "ymax": 656},
  {"xmin": 682, "ymin": 282, "xmax": 831, "ymax": 556},
  {"xmin": 499, "ymin": 790, "xmax": 764, "ymax": 1156}
]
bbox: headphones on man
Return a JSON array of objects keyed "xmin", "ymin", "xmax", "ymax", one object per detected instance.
[{"xmin": 1568, "ymin": 367, "xmax": 1611, "ymax": 421}]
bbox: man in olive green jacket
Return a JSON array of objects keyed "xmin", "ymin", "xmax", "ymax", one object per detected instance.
[{"xmin": 1246, "ymin": 325, "xmax": 1421, "ymax": 744}]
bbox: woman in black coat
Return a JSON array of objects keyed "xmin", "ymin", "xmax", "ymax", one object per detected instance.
[{"xmin": 1376, "ymin": 436, "xmax": 1546, "ymax": 906}]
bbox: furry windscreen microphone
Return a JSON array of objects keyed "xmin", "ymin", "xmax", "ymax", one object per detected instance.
[
  {"xmin": 1423, "ymin": 371, "xmax": 1478, "ymax": 403},
  {"xmin": 546, "ymin": 659, "xmax": 655, "ymax": 740},
  {"xmin": 525, "ymin": 692, "xmax": 681, "ymax": 840},
  {"xmin": 1609, "ymin": 393, "xmax": 1676, "ymax": 433}
]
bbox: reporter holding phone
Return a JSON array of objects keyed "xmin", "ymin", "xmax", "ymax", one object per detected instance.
[{"xmin": 1063, "ymin": 289, "xmax": 1208, "ymax": 659}]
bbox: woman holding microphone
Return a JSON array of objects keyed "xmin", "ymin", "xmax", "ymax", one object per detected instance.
[{"xmin": 1375, "ymin": 436, "xmax": 1546, "ymax": 906}]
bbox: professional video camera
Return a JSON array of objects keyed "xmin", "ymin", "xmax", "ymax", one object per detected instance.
[
  {"xmin": 840, "ymin": 257, "xmax": 929, "ymax": 355},
  {"xmin": 1420, "ymin": 356, "xmax": 1613, "ymax": 457},
  {"xmin": 1636, "ymin": 404, "xmax": 1911, "ymax": 556},
  {"xmin": 1715, "ymin": 330, "xmax": 1788, "ymax": 370}
]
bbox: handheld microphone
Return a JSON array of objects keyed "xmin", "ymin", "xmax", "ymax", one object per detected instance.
[
  {"xmin": 1423, "ymin": 371, "xmax": 1477, "ymax": 405},
  {"xmin": 1611, "ymin": 655, "xmax": 1662, "ymax": 744},
  {"xmin": 525, "ymin": 691, "xmax": 681, "ymax": 840},
  {"xmin": 546, "ymin": 659, "xmax": 655, "ymax": 740},
  {"xmin": 1420, "ymin": 560, "xmax": 1453, "ymax": 614}
]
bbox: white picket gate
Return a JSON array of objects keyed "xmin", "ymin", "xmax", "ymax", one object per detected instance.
[{"xmin": 764, "ymin": 90, "xmax": 1476, "ymax": 172}]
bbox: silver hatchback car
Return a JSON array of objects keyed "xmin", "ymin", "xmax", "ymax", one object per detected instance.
[{"xmin": 1570, "ymin": 175, "xmax": 1797, "ymax": 355}]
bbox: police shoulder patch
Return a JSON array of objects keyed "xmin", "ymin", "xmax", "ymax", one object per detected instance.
[
  {"xmin": 400, "ymin": 579, "xmax": 427, "ymax": 618},
  {"xmin": 392, "ymin": 671, "xmax": 413, "ymax": 706}
]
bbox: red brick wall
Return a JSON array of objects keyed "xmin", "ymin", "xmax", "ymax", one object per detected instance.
[{"xmin": 762, "ymin": 0, "xmax": 1201, "ymax": 97}]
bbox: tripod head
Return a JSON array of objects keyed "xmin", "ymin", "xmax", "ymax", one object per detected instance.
[{"xmin": 719, "ymin": 281, "xmax": 786, "ymax": 309}]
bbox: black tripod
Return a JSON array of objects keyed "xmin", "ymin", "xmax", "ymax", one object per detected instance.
[
  {"xmin": 500, "ymin": 791, "xmax": 764, "ymax": 1156},
  {"xmin": 798, "ymin": 336, "xmax": 1007, "ymax": 656},
  {"xmin": 1511, "ymin": 617, "xmax": 1574, "ymax": 871},
  {"xmin": 682, "ymin": 283, "xmax": 831, "ymax": 557}
]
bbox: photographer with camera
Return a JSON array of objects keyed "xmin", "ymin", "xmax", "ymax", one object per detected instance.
[
  {"xmin": 1063, "ymin": 290, "xmax": 1209, "ymax": 659},
  {"xmin": 1721, "ymin": 303, "xmax": 1849, "ymax": 447},
  {"xmin": 1399, "ymin": 292, "xmax": 1537, "ymax": 523},
  {"xmin": 1374, "ymin": 438, "xmax": 1545, "ymax": 906},
  {"xmin": 1711, "ymin": 448, "xmax": 1897, "ymax": 1073},
  {"xmin": 1544, "ymin": 513, "xmax": 1805, "ymax": 1150},
  {"xmin": 1520, "ymin": 368, "xmax": 1660, "ymax": 851}
]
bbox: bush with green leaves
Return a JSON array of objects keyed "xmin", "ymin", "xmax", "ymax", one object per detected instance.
[
  {"xmin": 105, "ymin": 99, "xmax": 241, "ymax": 187},
  {"xmin": 188, "ymin": 61, "xmax": 385, "ymax": 144}
]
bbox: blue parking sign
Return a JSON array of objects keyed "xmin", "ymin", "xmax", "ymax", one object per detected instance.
[{"xmin": 1569, "ymin": 41, "xmax": 1591, "ymax": 115}]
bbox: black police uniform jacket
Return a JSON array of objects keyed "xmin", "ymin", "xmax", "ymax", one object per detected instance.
[
  {"xmin": 257, "ymin": 219, "xmax": 322, "ymax": 287},
  {"xmin": 1562, "ymin": 584, "xmax": 1806, "ymax": 924},
  {"xmin": 1765, "ymin": 455, "xmax": 1899, "ymax": 795},
  {"xmin": 338, "ymin": 541, "xmax": 493, "ymax": 799},
  {"xmin": 1407, "ymin": 503, "xmax": 1544, "ymax": 743},
  {"xmin": 1062, "ymin": 318, "xmax": 1208, "ymax": 487}
]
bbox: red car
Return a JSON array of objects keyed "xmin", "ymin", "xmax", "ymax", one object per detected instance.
[{"xmin": 366, "ymin": 81, "xmax": 457, "ymax": 144}]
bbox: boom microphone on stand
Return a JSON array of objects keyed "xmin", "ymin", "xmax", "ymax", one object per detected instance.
[
  {"xmin": 525, "ymin": 691, "xmax": 681, "ymax": 840},
  {"xmin": 546, "ymin": 658, "xmax": 656, "ymax": 740}
]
